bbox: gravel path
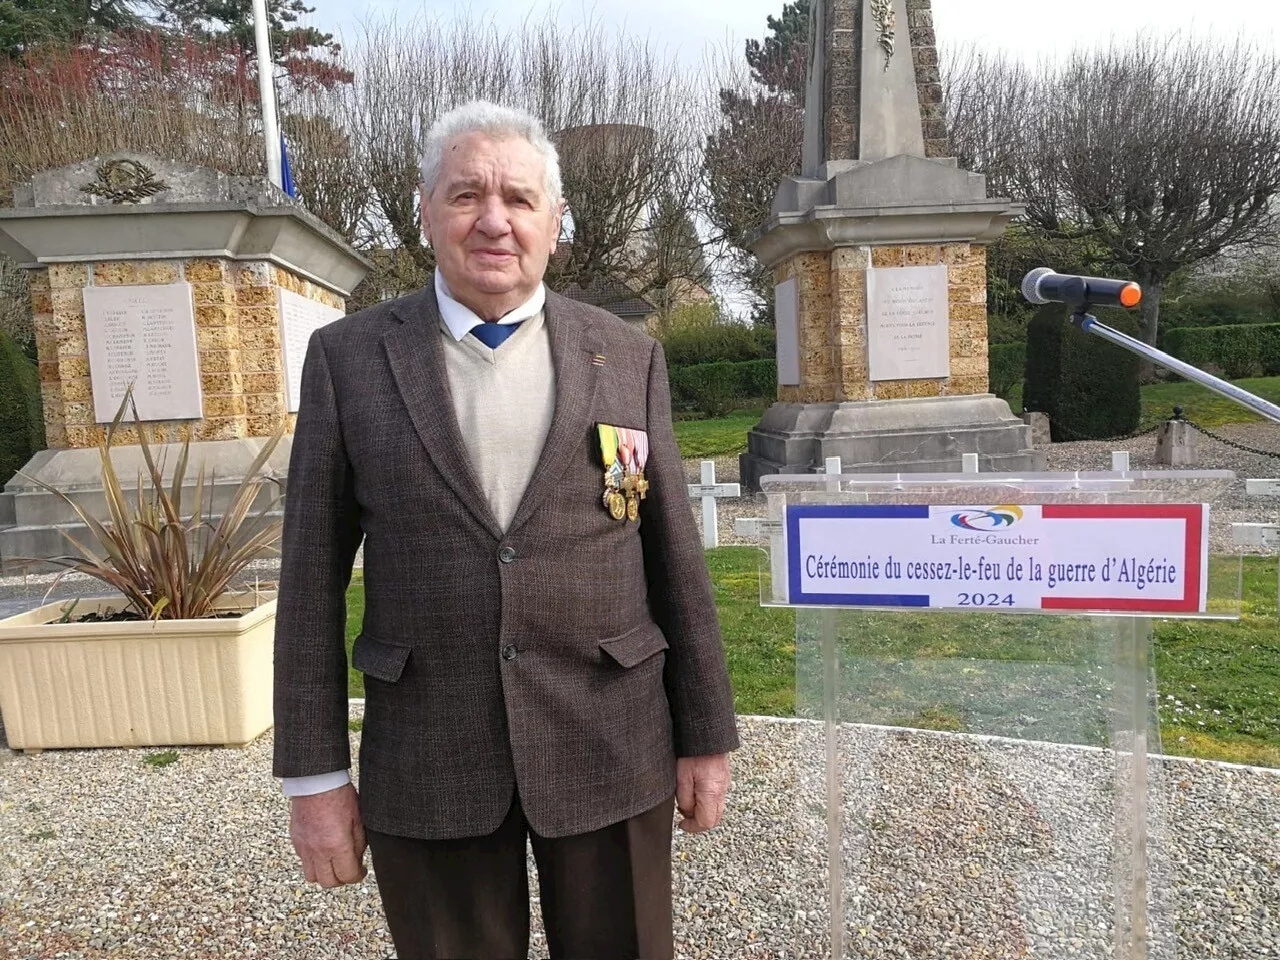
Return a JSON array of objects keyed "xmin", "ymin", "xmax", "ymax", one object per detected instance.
[{"xmin": 2, "ymin": 713, "xmax": 1277, "ymax": 959}]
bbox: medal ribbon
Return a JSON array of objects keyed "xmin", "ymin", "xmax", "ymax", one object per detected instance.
[{"xmin": 598, "ymin": 424, "xmax": 618, "ymax": 469}]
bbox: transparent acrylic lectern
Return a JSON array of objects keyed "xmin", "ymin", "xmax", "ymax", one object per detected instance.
[{"xmin": 757, "ymin": 468, "xmax": 1241, "ymax": 960}]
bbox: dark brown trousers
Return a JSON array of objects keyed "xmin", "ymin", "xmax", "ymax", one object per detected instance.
[{"xmin": 367, "ymin": 795, "xmax": 675, "ymax": 960}]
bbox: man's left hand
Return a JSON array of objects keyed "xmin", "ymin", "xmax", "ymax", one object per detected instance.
[{"xmin": 675, "ymin": 754, "xmax": 731, "ymax": 834}]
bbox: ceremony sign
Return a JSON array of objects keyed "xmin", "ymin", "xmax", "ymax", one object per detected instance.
[
  {"xmin": 757, "ymin": 469, "xmax": 1238, "ymax": 959},
  {"xmin": 785, "ymin": 503, "xmax": 1210, "ymax": 614}
]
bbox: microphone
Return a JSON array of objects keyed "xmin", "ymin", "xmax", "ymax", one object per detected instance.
[{"xmin": 1022, "ymin": 268, "xmax": 1143, "ymax": 310}]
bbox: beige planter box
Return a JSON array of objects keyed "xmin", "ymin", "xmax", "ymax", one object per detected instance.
[{"xmin": 0, "ymin": 593, "xmax": 276, "ymax": 751}]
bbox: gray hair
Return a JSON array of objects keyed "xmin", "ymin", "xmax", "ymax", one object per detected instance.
[{"xmin": 419, "ymin": 101, "xmax": 563, "ymax": 205}]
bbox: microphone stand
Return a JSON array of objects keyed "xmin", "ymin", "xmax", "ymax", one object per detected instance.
[{"xmin": 1071, "ymin": 308, "xmax": 1280, "ymax": 424}]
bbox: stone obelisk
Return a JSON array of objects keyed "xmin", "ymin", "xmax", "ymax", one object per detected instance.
[{"xmin": 740, "ymin": 0, "xmax": 1043, "ymax": 489}]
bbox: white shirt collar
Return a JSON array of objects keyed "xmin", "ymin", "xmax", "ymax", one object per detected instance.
[{"xmin": 434, "ymin": 270, "xmax": 547, "ymax": 342}]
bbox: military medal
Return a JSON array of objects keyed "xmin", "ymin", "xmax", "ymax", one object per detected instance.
[
  {"xmin": 598, "ymin": 425, "xmax": 627, "ymax": 521},
  {"xmin": 599, "ymin": 424, "xmax": 651, "ymax": 523},
  {"xmin": 632, "ymin": 431, "xmax": 650, "ymax": 503}
]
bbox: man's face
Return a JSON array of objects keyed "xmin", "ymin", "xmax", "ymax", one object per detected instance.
[{"xmin": 422, "ymin": 132, "xmax": 563, "ymax": 319}]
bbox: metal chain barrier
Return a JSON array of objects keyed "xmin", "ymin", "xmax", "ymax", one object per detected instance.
[
  {"xmin": 1043, "ymin": 417, "xmax": 1164, "ymax": 444},
  {"xmin": 1180, "ymin": 417, "xmax": 1280, "ymax": 462}
]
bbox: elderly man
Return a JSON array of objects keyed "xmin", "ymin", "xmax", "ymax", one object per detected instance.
[{"xmin": 272, "ymin": 101, "xmax": 739, "ymax": 959}]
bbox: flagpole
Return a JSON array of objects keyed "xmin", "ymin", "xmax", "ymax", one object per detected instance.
[{"xmin": 252, "ymin": 0, "xmax": 283, "ymax": 189}]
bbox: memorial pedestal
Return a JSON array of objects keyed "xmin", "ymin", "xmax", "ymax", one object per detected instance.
[
  {"xmin": 741, "ymin": 394, "xmax": 1045, "ymax": 490},
  {"xmin": 0, "ymin": 154, "xmax": 368, "ymax": 570},
  {"xmin": 0, "ymin": 438, "xmax": 291, "ymax": 571}
]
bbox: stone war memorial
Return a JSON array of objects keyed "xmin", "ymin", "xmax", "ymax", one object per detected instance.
[
  {"xmin": 741, "ymin": 0, "xmax": 1044, "ymax": 489},
  {"xmin": 0, "ymin": 154, "xmax": 369, "ymax": 567}
]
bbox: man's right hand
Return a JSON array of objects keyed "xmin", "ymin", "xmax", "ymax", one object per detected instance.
[{"xmin": 290, "ymin": 783, "xmax": 368, "ymax": 888}]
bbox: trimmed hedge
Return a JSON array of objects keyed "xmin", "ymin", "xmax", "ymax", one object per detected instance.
[
  {"xmin": 670, "ymin": 359, "xmax": 776, "ymax": 417},
  {"xmin": 1024, "ymin": 304, "xmax": 1141, "ymax": 441},
  {"xmin": 1162, "ymin": 323, "xmax": 1280, "ymax": 379},
  {"xmin": 988, "ymin": 343, "xmax": 1026, "ymax": 403},
  {"xmin": 0, "ymin": 330, "xmax": 45, "ymax": 488},
  {"xmin": 660, "ymin": 323, "xmax": 774, "ymax": 367}
]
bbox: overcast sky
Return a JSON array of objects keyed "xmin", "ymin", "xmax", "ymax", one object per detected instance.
[{"xmin": 310, "ymin": 0, "xmax": 1280, "ymax": 65}]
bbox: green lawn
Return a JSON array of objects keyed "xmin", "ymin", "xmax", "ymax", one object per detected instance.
[
  {"xmin": 344, "ymin": 549, "xmax": 1279, "ymax": 767},
  {"xmin": 672, "ymin": 409, "xmax": 764, "ymax": 460},
  {"xmin": 676, "ymin": 377, "xmax": 1280, "ymax": 459},
  {"xmin": 1139, "ymin": 376, "xmax": 1280, "ymax": 428}
]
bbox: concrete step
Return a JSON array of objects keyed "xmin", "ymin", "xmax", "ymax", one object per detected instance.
[{"xmin": 0, "ymin": 511, "xmax": 284, "ymax": 574}]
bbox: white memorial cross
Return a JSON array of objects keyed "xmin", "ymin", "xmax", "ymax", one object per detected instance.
[
  {"xmin": 1233, "ymin": 479, "xmax": 1280, "ymax": 552},
  {"xmin": 688, "ymin": 460, "xmax": 741, "ymax": 549}
]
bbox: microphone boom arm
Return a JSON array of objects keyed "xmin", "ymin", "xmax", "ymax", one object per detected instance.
[{"xmin": 1071, "ymin": 309, "xmax": 1280, "ymax": 424}]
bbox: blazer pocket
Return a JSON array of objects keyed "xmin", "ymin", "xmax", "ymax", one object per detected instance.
[
  {"xmin": 599, "ymin": 622, "xmax": 669, "ymax": 669},
  {"xmin": 350, "ymin": 634, "xmax": 412, "ymax": 683}
]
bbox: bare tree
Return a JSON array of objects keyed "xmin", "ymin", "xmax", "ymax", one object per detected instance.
[
  {"xmin": 946, "ymin": 37, "xmax": 1280, "ymax": 350},
  {"xmin": 700, "ymin": 39, "xmax": 804, "ymax": 322},
  {"xmin": 344, "ymin": 13, "xmax": 709, "ymax": 301},
  {"xmin": 282, "ymin": 88, "xmax": 369, "ymax": 241}
]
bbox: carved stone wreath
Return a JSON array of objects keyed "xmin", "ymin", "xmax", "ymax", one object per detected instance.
[
  {"xmin": 869, "ymin": 0, "xmax": 897, "ymax": 71},
  {"xmin": 80, "ymin": 159, "xmax": 170, "ymax": 204}
]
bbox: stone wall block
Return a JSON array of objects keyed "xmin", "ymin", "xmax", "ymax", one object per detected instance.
[
  {"xmin": 240, "ymin": 350, "xmax": 281, "ymax": 373},
  {"xmin": 904, "ymin": 245, "xmax": 942, "ymax": 266},
  {"xmin": 908, "ymin": 380, "xmax": 942, "ymax": 398},
  {"xmin": 872, "ymin": 246, "xmax": 906, "ymax": 268},
  {"xmin": 195, "ymin": 418, "xmax": 247, "ymax": 442},
  {"xmin": 949, "ymin": 264, "xmax": 986, "ymax": 288},
  {"xmin": 240, "ymin": 326, "xmax": 281, "ymax": 351},
  {"xmin": 195, "ymin": 305, "xmax": 236, "ymax": 328},
  {"xmin": 56, "ymin": 334, "xmax": 89, "ymax": 360},
  {"xmin": 949, "ymin": 375, "xmax": 989, "ymax": 395},
  {"xmin": 185, "ymin": 259, "xmax": 227, "ymax": 283},
  {"xmin": 203, "ymin": 395, "xmax": 247, "ymax": 418},
  {"xmin": 134, "ymin": 261, "xmax": 181, "ymax": 285},
  {"xmin": 200, "ymin": 372, "xmax": 243, "ymax": 395},
  {"xmin": 193, "ymin": 284, "xmax": 234, "ymax": 306},
  {"xmin": 247, "ymin": 412, "xmax": 288, "ymax": 435},
  {"xmin": 245, "ymin": 394, "xmax": 284, "ymax": 417},
  {"xmin": 244, "ymin": 372, "xmax": 285, "ymax": 395},
  {"xmin": 199, "ymin": 350, "xmax": 236, "ymax": 374},
  {"xmin": 874, "ymin": 381, "xmax": 911, "ymax": 400},
  {"xmin": 28, "ymin": 269, "xmax": 52, "ymax": 293},
  {"xmin": 197, "ymin": 326, "xmax": 240, "ymax": 351},
  {"xmin": 60, "ymin": 378, "xmax": 93, "ymax": 404},
  {"xmin": 92, "ymin": 262, "xmax": 136, "ymax": 286},
  {"xmin": 237, "ymin": 306, "xmax": 281, "ymax": 329},
  {"xmin": 47, "ymin": 264, "xmax": 86, "ymax": 289},
  {"xmin": 235, "ymin": 286, "xmax": 276, "ymax": 307},
  {"xmin": 62, "ymin": 400, "xmax": 94, "ymax": 425}
]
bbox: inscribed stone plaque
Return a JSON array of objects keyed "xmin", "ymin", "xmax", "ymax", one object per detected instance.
[
  {"xmin": 866, "ymin": 265, "xmax": 950, "ymax": 381},
  {"xmin": 279, "ymin": 288, "xmax": 344, "ymax": 413},
  {"xmin": 775, "ymin": 277, "xmax": 801, "ymax": 386},
  {"xmin": 84, "ymin": 283, "xmax": 203, "ymax": 422}
]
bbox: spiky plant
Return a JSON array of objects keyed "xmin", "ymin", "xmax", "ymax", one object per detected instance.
[{"xmin": 18, "ymin": 390, "xmax": 284, "ymax": 620}]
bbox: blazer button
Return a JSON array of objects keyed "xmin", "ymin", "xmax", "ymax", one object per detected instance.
[
  {"xmin": 498, "ymin": 546, "xmax": 517, "ymax": 564},
  {"xmin": 502, "ymin": 644, "xmax": 519, "ymax": 661}
]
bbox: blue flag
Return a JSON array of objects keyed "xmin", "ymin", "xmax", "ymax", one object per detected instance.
[{"xmin": 280, "ymin": 134, "xmax": 297, "ymax": 198}]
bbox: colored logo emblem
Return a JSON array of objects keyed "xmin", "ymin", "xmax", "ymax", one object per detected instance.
[{"xmin": 951, "ymin": 505, "xmax": 1024, "ymax": 531}]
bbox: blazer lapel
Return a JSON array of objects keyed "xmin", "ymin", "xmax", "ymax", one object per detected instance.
[
  {"xmin": 507, "ymin": 293, "xmax": 603, "ymax": 535},
  {"xmin": 382, "ymin": 287, "xmax": 505, "ymax": 541}
]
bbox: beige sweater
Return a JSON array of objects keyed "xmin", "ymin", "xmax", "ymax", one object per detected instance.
[{"xmin": 439, "ymin": 311, "xmax": 556, "ymax": 532}]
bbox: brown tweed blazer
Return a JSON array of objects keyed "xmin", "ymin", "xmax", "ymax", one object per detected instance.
[{"xmin": 272, "ymin": 286, "xmax": 739, "ymax": 840}]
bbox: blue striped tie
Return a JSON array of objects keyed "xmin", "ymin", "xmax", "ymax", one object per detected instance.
[{"xmin": 470, "ymin": 322, "xmax": 523, "ymax": 349}]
